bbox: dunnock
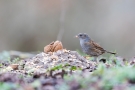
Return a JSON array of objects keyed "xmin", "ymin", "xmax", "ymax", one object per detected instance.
[{"xmin": 76, "ymin": 33, "xmax": 116, "ymax": 61}]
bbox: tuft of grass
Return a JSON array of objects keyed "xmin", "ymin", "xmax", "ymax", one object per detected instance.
[{"xmin": 0, "ymin": 82, "xmax": 20, "ymax": 90}]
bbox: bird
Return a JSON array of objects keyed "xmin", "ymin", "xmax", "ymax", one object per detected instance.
[{"xmin": 76, "ymin": 33, "xmax": 116, "ymax": 61}]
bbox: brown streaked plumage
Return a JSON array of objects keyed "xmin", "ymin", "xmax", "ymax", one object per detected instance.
[{"xmin": 85, "ymin": 40, "xmax": 115, "ymax": 57}]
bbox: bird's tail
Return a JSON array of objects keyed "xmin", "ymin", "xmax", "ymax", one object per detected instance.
[{"xmin": 105, "ymin": 50, "xmax": 116, "ymax": 55}]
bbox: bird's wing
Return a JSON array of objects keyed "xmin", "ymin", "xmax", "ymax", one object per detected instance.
[
  {"xmin": 85, "ymin": 40, "xmax": 105, "ymax": 56},
  {"xmin": 91, "ymin": 40, "xmax": 105, "ymax": 51}
]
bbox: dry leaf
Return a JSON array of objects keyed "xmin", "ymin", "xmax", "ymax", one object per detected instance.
[
  {"xmin": 44, "ymin": 41, "xmax": 54, "ymax": 53},
  {"xmin": 52, "ymin": 41, "xmax": 63, "ymax": 52},
  {"xmin": 44, "ymin": 41, "xmax": 63, "ymax": 53}
]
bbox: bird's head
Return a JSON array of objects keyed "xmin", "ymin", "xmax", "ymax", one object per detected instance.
[{"xmin": 76, "ymin": 33, "xmax": 90, "ymax": 40}]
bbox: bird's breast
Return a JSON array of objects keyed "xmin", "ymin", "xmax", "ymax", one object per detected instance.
[{"xmin": 80, "ymin": 40, "xmax": 90, "ymax": 53}]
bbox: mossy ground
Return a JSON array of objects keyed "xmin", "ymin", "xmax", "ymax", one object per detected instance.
[{"xmin": 0, "ymin": 51, "xmax": 135, "ymax": 90}]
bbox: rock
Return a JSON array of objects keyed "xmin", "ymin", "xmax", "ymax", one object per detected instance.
[
  {"xmin": 9, "ymin": 64, "xmax": 19, "ymax": 70},
  {"xmin": 25, "ymin": 49, "xmax": 96, "ymax": 77}
]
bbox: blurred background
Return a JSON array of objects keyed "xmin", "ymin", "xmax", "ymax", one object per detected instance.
[{"xmin": 0, "ymin": 0, "xmax": 135, "ymax": 58}]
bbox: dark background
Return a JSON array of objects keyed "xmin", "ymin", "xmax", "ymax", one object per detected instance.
[{"xmin": 0, "ymin": 0, "xmax": 135, "ymax": 58}]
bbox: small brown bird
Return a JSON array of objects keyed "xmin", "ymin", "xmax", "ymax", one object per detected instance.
[{"xmin": 76, "ymin": 33, "xmax": 116, "ymax": 61}]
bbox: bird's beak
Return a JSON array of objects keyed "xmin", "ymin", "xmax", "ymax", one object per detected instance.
[{"xmin": 75, "ymin": 35, "xmax": 78, "ymax": 38}]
